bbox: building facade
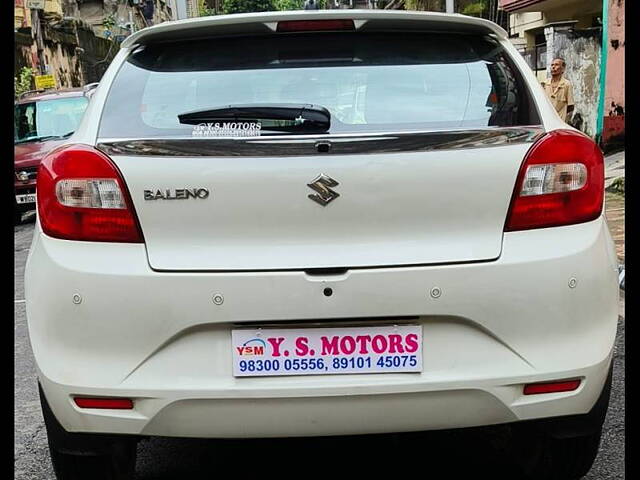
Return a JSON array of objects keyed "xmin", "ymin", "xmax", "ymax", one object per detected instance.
[
  {"xmin": 172, "ymin": 0, "xmax": 198, "ymax": 19},
  {"xmin": 14, "ymin": 0, "xmax": 174, "ymax": 90},
  {"xmin": 499, "ymin": 0, "xmax": 624, "ymax": 147},
  {"xmin": 186, "ymin": 0, "xmax": 199, "ymax": 17},
  {"xmin": 500, "ymin": 0, "xmax": 602, "ymax": 81},
  {"xmin": 603, "ymin": 0, "xmax": 624, "ymax": 146}
]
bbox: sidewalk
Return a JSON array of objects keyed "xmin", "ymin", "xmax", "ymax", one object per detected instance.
[
  {"xmin": 605, "ymin": 150, "xmax": 625, "ymax": 191},
  {"xmin": 604, "ymin": 150, "xmax": 625, "ymax": 266}
]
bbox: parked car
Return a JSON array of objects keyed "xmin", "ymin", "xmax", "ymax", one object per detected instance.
[
  {"xmin": 14, "ymin": 84, "xmax": 96, "ymax": 224},
  {"xmin": 26, "ymin": 11, "xmax": 618, "ymax": 480}
]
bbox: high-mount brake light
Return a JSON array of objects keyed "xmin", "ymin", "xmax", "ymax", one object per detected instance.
[
  {"xmin": 277, "ymin": 20, "xmax": 355, "ymax": 32},
  {"xmin": 505, "ymin": 130, "xmax": 604, "ymax": 231},
  {"xmin": 37, "ymin": 144, "xmax": 144, "ymax": 243}
]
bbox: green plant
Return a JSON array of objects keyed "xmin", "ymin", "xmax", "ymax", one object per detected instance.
[
  {"xmin": 404, "ymin": 0, "xmax": 444, "ymax": 11},
  {"xmin": 273, "ymin": 0, "xmax": 326, "ymax": 9},
  {"xmin": 403, "ymin": 0, "xmax": 488, "ymax": 15},
  {"xmin": 199, "ymin": 0, "xmax": 217, "ymax": 15},
  {"xmin": 273, "ymin": 0, "xmax": 302, "ymax": 9},
  {"xmin": 461, "ymin": 0, "xmax": 486, "ymax": 16},
  {"xmin": 102, "ymin": 13, "xmax": 116, "ymax": 31},
  {"xmin": 222, "ymin": 0, "xmax": 275, "ymax": 14},
  {"xmin": 14, "ymin": 67, "xmax": 34, "ymax": 99}
]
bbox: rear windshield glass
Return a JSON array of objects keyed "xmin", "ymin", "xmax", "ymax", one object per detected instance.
[
  {"xmin": 99, "ymin": 32, "xmax": 539, "ymax": 138},
  {"xmin": 15, "ymin": 96, "xmax": 88, "ymax": 144}
]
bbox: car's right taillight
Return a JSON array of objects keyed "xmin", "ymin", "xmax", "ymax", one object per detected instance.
[
  {"xmin": 505, "ymin": 129, "xmax": 604, "ymax": 231},
  {"xmin": 37, "ymin": 144, "xmax": 143, "ymax": 242}
]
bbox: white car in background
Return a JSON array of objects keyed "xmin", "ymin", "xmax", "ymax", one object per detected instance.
[{"xmin": 26, "ymin": 10, "xmax": 618, "ymax": 480}]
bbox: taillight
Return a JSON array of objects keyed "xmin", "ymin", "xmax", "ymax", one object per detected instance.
[
  {"xmin": 277, "ymin": 19, "xmax": 355, "ymax": 32},
  {"xmin": 505, "ymin": 130, "xmax": 604, "ymax": 231},
  {"xmin": 37, "ymin": 144, "xmax": 144, "ymax": 242}
]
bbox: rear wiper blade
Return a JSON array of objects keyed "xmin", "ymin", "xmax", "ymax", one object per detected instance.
[
  {"xmin": 14, "ymin": 134, "xmax": 69, "ymax": 144},
  {"xmin": 177, "ymin": 103, "xmax": 331, "ymax": 133}
]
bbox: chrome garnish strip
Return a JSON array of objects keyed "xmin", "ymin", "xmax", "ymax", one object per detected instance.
[{"xmin": 97, "ymin": 127, "xmax": 544, "ymax": 157}]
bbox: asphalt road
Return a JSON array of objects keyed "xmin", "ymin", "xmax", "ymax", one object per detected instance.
[{"xmin": 15, "ymin": 215, "xmax": 625, "ymax": 479}]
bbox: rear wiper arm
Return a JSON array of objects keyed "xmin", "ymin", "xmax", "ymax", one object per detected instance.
[
  {"xmin": 14, "ymin": 133, "xmax": 70, "ymax": 144},
  {"xmin": 177, "ymin": 103, "xmax": 331, "ymax": 133}
]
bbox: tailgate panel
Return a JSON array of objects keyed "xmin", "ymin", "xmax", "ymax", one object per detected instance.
[{"xmin": 111, "ymin": 142, "xmax": 531, "ymax": 271}]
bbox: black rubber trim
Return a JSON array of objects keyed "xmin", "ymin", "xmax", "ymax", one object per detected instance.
[
  {"xmin": 39, "ymin": 384, "xmax": 139, "ymax": 456},
  {"xmin": 515, "ymin": 361, "xmax": 613, "ymax": 440},
  {"xmin": 96, "ymin": 127, "xmax": 543, "ymax": 158}
]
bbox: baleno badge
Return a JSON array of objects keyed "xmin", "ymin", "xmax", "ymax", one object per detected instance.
[
  {"xmin": 307, "ymin": 174, "xmax": 340, "ymax": 206},
  {"xmin": 144, "ymin": 188, "xmax": 210, "ymax": 200}
]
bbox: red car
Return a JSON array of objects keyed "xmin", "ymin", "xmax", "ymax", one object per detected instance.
[{"xmin": 14, "ymin": 85, "xmax": 96, "ymax": 224}]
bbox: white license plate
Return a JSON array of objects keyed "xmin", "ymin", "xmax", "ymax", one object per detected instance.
[
  {"xmin": 16, "ymin": 193, "xmax": 36, "ymax": 204},
  {"xmin": 232, "ymin": 325, "xmax": 422, "ymax": 377}
]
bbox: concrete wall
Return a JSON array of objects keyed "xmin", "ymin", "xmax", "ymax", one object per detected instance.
[
  {"xmin": 603, "ymin": 0, "xmax": 625, "ymax": 145},
  {"xmin": 75, "ymin": 23, "xmax": 120, "ymax": 83},
  {"xmin": 42, "ymin": 34, "xmax": 84, "ymax": 87},
  {"xmin": 544, "ymin": 25, "xmax": 601, "ymax": 137},
  {"xmin": 15, "ymin": 19, "xmax": 119, "ymax": 89},
  {"xmin": 15, "ymin": 32, "xmax": 37, "ymax": 76},
  {"xmin": 76, "ymin": 1, "xmax": 171, "ymax": 35}
]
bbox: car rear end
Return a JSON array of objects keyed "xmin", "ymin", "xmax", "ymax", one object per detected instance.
[{"xmin": 25, "ymin": 10, "xmax": 619, "ymax": 480}]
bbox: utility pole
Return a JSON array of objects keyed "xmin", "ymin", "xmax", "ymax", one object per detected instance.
[
  {"xmin": 30, "ymin": 5, "xmax": 47, "ymax": 75},
  {"xmin": 129, "ymin": 10, "xmax": 136, "ymax": 34},
  {"xmin": 446, "ymin": 0, "xmax": 454, "ymax": 13}
]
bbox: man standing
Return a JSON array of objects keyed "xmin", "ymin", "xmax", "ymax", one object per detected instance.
[{"xmin": 541, "ymin": 58, "xmax": 575, "ymax": 122}]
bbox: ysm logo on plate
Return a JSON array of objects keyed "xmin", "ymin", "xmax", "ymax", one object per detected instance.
[
  {"xmin": 236, "ymin": 338, "xmax": 266, "ymax": 356},
  {"xmin": 144, "ymin": 188, "xmax": 210, "ymax": 201}
]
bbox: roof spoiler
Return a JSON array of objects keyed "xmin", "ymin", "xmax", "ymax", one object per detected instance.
[{"xmin": 121, "ymin": 10, "xmax": 508, "ymax": 49}]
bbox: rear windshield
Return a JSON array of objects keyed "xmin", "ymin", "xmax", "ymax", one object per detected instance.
[
  {"xmin": 15, "ymin": 96, "xmax": 88, "ymax": 144},
  {"xmin": 99, "ymin": 32, "xmax": 539, "ymax": 138}
]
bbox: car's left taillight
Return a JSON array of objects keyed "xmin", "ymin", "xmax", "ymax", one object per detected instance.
[
  {"xmin": 504, "ymin": 130, "xmax": 604, "ymax": 231},
  {"xmin": 37, "ymin": 144, "xmax": 144, "ymax": 243}
]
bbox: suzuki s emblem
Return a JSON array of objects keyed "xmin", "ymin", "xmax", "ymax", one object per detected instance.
[{"xmin": 307, "ymin": 174, "xmax": 340, "ymax": 206}]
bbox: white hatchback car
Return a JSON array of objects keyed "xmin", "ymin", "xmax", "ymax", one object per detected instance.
[{"xmin": 26, "ymin": 10, "xmax": 618, "ymax": 480}]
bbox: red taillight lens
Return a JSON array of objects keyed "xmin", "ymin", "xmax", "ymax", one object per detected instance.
[
  {"xmin": 505, "ymin": 130, "xmax": 604, "ymax": 231},
  {"xmin": 523, "ymin": 379, "xmax": 581, "ymax": 395},
  {"xmin": 277, "ymin": 20, "xmax": 355, "ymax": 32},
  {"xmin": 37, "ymin": 144, "xmax": 144, "ymax": 243},
  {"xmin": 74, "ymin": 397, "xmax": 134, "ymax": 409}
]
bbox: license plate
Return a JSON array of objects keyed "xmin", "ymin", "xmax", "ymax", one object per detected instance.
[
  {"xmin": 15, "ymin": 193, "xmax": 36, "ymax": 204},
  {"xmin": 232, "ymin": 325, "xmax": 422, "ymax": 377}
]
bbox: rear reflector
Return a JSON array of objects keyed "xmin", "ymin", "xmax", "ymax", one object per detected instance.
[
  {"xmin": 523, "ymin": 379, "xmax": 581, "ymax": 395},
  {"xmin": 74, "ymin": 397, "xmax": 134, "ymax": 409},
  {"xmin": 277, "ymin": 20, "xmax": 355, "ymax": 32}
]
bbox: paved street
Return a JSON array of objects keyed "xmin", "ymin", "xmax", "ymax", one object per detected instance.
[{"xmin": 15, "ymin": 213, "xmax": 625, "ymax": 479}]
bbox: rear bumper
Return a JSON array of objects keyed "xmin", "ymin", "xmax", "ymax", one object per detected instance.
[{"xmin": 26, "ymin": 217, "xmax": 619, "ymax": 438}]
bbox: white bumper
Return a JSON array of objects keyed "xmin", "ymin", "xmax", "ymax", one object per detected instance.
[{"xmin": 26, "ymin": 218, "xmax": 619, "ymax": 438}]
